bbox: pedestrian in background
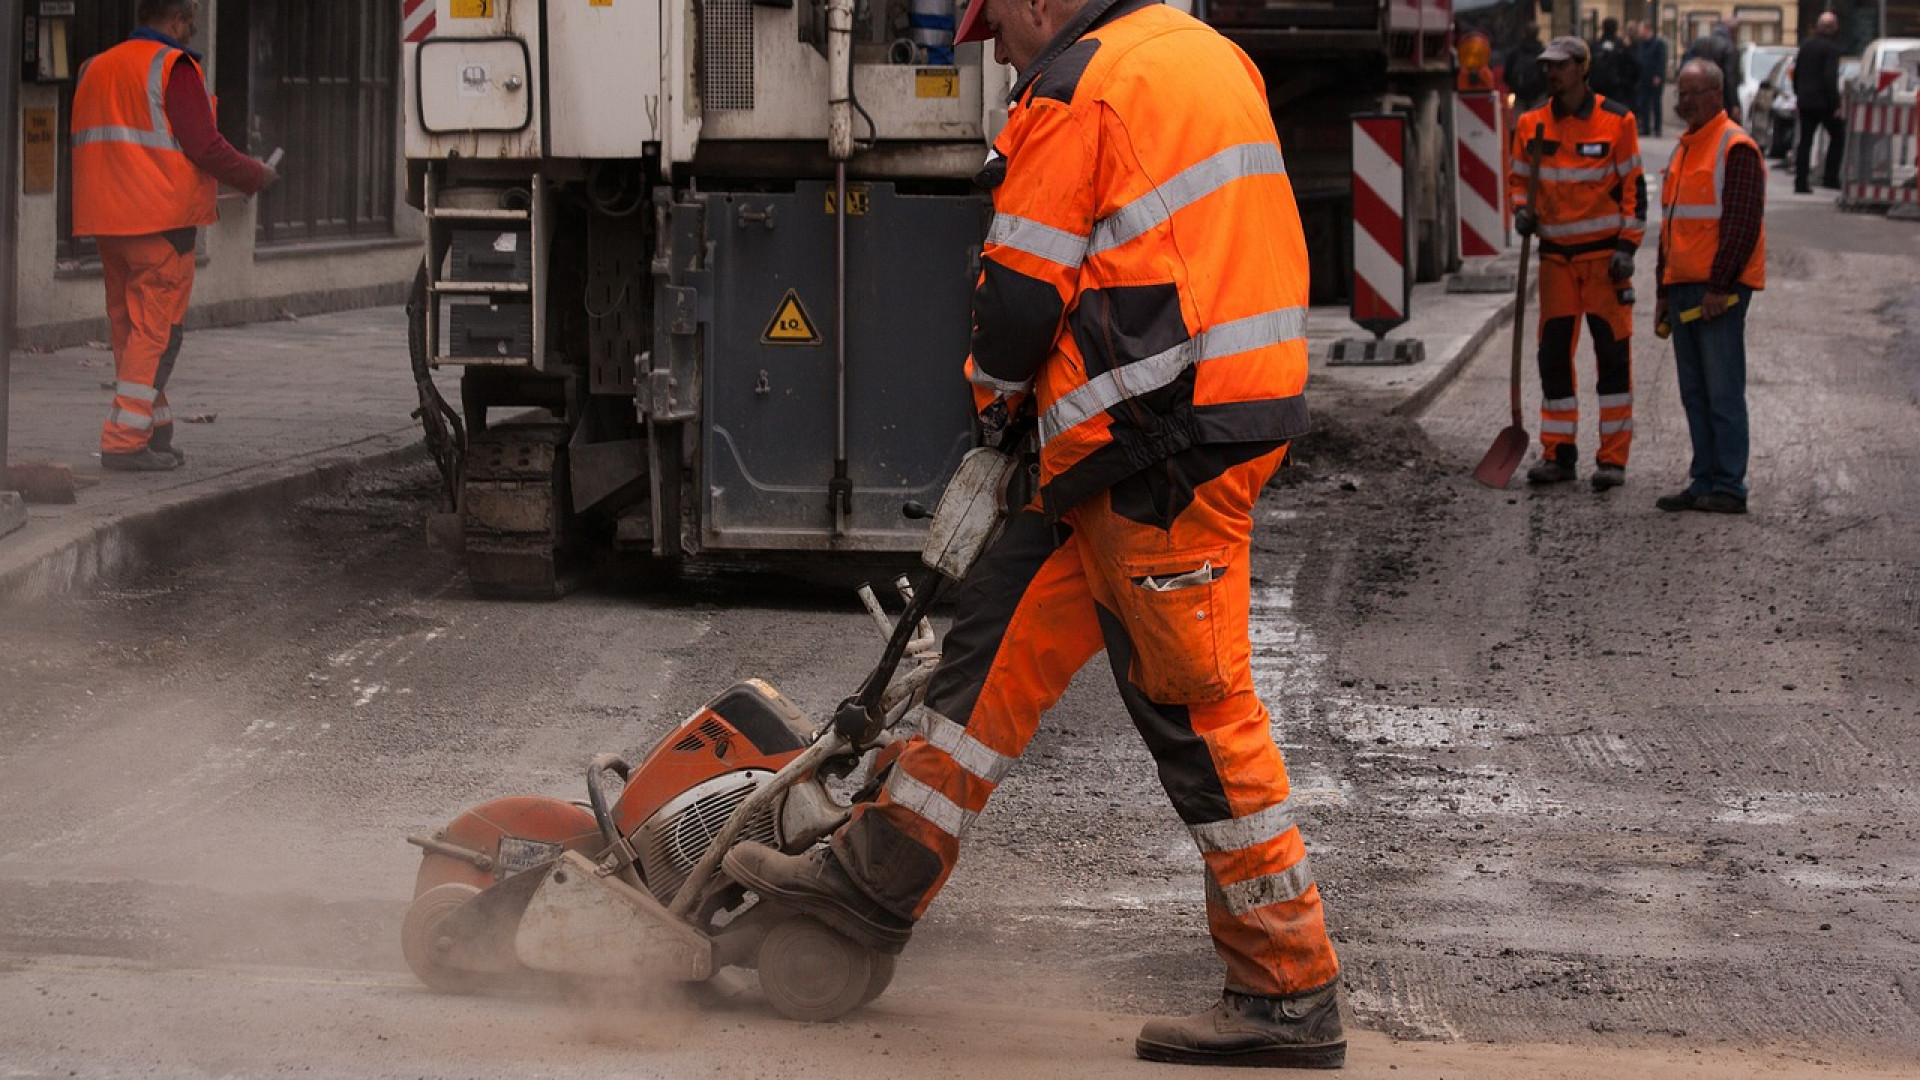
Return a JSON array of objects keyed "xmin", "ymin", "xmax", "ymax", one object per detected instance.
[
  {"xmin": 1792, "ymin": 11, "xmax": 1847, "ymax": 193},
  {"xmin": 1682, "ymin": 17, "xmax": 1742, "ymax": 121},
  {"xmin": 70, "ymin": 0, "xmax": 279, "ymax": 472},
  {"xmin": 1509, "ymin": 36, "xmax": 1646, "ymax": 490},
  {"xmin": 723, "ymin": 0, "xmax": 1346, "ymax": 1069},
  {"xmin": 1589, "ymin": 17, "xmax": 1642, "ymax": 108},
  {"xmin": 1655, "ymin": 60, "xmax": 1765, "ymax": 515},
  {"xmin": 1504, "ymin": 21, "xmax": 1550, "ymax": 112},
  {"xmin": 1634, "ymin": 19, "xmax": 1670, "ymax": 136}
]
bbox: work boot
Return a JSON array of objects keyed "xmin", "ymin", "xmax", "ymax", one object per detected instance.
[
  {"xmin": 1693, "ymin": 492, "xmax": 1748, "ymax": 514},
  {"xmin": 1654, "ymin": 490, "xmax": 1697, "ymax": 512},
  {"xmin": 148, "ymin": 435, "xmax": 186, "ymax": 467},
  {"xmin": 1590, "ymin": 464, "xmax": 1625, "ymax": 491},
  {"xmin": 1525, "ymin": 451, "xmax": 1576, "ymax": 485},
  {"xmin": 1136, "ymin": 985, "xmax": 1347, "ymax": 1069},
  {"xmin": 101, "ymin": 448, "xmax": 181, "ymax": 473},
  {"xmin": 722, "ymin": 842, "xmax": 914, "ymax": 953}
]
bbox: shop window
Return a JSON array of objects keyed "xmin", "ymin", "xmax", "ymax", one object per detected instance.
[{"xmin": 239, "ymin": 0, "xmax": 399, "ymax": 246}]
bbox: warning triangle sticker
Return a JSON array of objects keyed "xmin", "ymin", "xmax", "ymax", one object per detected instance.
[{"xmin": 761, "ymin": 289, "xmax": 823, "ymax": 345}]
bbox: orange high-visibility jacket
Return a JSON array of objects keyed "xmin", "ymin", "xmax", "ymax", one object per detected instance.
[
  {"xmin": 963, "ymin": 0, "xmax": 1311, "ymax": 517},
  {"xmin": 1508, "ymin": 93, "xmax": 1646, "ymax": 260},
  {"xmin": 1659, "ymin": 110, "xmax": 1767, "ymax": 290},
  {"xmin": 71, "ymin": 38, "xmax": 218, "ymax": 237}
]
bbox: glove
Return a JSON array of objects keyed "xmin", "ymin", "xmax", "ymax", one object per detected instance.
[
  {"xmin": 1608, "ymin": 250, "xmax": 1635, "ymax": 283},
  {"xmin": 1514, "ymin": 207, "xmax": 1536, "ymax": 238}
]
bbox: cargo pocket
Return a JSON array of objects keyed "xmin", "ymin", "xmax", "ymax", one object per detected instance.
[{"xmin": 1115, "ymin": 549, "xmax": 1231, "ymax": 703}]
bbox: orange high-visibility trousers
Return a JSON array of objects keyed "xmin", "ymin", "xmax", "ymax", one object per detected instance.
[
  {"xmin": 833, "ymin": 443, "xmax": 1341, "ymax": 998},
  {"xmin": 1535, "ymin": 256, "xmax": 1633, "ymax": 467},
  {"xmin": 97, "ymin": 232, "xmax": 195, "ymax": 454}
]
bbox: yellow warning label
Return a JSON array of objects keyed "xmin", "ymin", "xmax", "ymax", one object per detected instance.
[
  {"xmin": 823, "ymin": 185, "xmax": 870, "ymax": 216},
  {"xmin": 761, "ymin": 289, "xmax": 823, "ymax": 345},
  {"xmin": 450, "ymin": 0, "xmax": 494, "ymax": 17},
  {"xmin": 915, "ymin": 68, "xmax": 960, "ymax": 98},
  {"xmin": 590, "ymin": 0, "xmax": 613, "ymax": 6}
]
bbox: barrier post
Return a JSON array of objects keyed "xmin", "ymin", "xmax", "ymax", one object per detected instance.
[
  {"xmin": 1330, "ymin": 113, "xmax": 1425, "ymax": 365},
  {"xmin": 1447, "ymin": 91, "xmax": 1517, "ymax": 294},
  {"xmin": 1837, "ymin": 88, "xmax": 1920, "ymax": 217}
]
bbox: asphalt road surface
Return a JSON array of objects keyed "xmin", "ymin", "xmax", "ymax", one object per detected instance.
[{"xmin": 1, "ymin": 158, "xmax": 1915, "ymax": 1079}]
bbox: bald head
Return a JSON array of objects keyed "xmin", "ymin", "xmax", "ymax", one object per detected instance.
[
  {"xmin": 1681, "ymin": 57, "xmax": 1724, "ymax": 93},
  {"xmin": 1817, "ymin": 12, "xmax": 1839, "ymax": 34}
]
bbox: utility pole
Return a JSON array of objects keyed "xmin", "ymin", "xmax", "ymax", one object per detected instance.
[{"xmin": 1, "ymin": 0, "xmax": 25, "ymax": 539}]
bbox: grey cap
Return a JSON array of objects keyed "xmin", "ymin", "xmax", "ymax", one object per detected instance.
[{"xmin": 1540, "ymin": 36, "xmax": 1590, "ymax": 63}]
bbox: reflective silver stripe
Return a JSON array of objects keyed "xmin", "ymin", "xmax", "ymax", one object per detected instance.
[
  {"xmin": 1540, "ymin": 418, "xmax": 1578, "ymax": 434},
  {"xmin": 883, "ymin": 770, "xmax": 975, "ymax": 839},
  {"xmin": 106, "ymin": 407, "xmax": 154, "ymax": 431},
  {"xmin": 1539, "ymin": 164, "xmax": 1615, "ymax": 182},
  {"xmin": 922, "ymin": 710, "xmax": 1018, "ymax": 786},
  {"xmin": 1040, "ymin": 306, "xmax": 1307, "ymax": 445},
  {"xmin": 1190, "ymin": 798, "xmax": 1297, "ymax": 854},
  {"xmin": 1599, "ymin": 417, "xmax": 1634, "ymax": 434},
  {"xmin": 987, "ymin": 213, "xmax": 1089, "ymax": 269},
  {"xmin": 71, "ymin": 48, "xmax": 184, "ymax": 152},
  {"xmin": 72, "ymin": 125, "xmax": 182, "ymax": 151},
  {"xmin": 151, "ymin": 404, "xmax": 172, "ymax": 424},
  {"xmin": 1511, "ymin": 159, "xmax": 1534, "ymax": 177},
  {"xmin": 967, "ymin": 368, "xmax": 1034, "ymax": 395},
  {"xmin": 1087, "ymin": 143, "xmax": 1287, "ymax": 256},
  {"xmin": 1542, "ymin": 395, "xmax": 1579, "ymax": 412},
  {"xmin": 1207, "ymin": 859, "xmax": 1316, "ymax": 917},
  {"xmin": 115, "ymin": 381, "xmax": 160, "ymax": 403},
  {"xmin": 1597, "ymin": 392, "xmax": 1633, "ymax": 409},
  {"xmin": 1616, "ymin": 154, "xmax": 1643, "ymax": 176},
  {"xmin": 1537, "ymin": 214, "xmax": 1625, "ymax": 237}
]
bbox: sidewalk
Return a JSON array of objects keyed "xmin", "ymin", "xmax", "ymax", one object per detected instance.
[{"xmin": 0, "ymin": 267, "xmax": 1517, "ymax": 604}]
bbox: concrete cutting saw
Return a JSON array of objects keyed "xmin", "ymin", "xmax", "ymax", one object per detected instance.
[{"xmin": 400, "ymin": 440, "xmax": 1022, "ymax": 1021}]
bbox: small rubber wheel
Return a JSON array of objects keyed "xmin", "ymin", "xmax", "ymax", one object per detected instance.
[
  {"xmin": 401, "ymin": 882, "xmax": 485, "ymax": 993},
  {"xmin": 756, "ymin": 915, "xmax": 876, "ymax": 1022},
  {"xmin": 859, "ymin": 950, "xmax": 897, "ymax": 1007}
]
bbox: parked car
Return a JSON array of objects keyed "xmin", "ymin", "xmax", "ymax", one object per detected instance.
[
  {"xmin": 1737, "ymin": 44, "xmax": 1798, "ymax": 124},
  {"xmin": 1851, "ymin": 37, "xmax": 1920, "ymax": 98}
]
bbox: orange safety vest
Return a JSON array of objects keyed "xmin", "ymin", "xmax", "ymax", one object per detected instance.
[
  {"xmin": 963, "ymin": 0, "xmax": 1310, "ymax": 517},
  {"xmin": 1507, "ymin": 93, "xmax": 1646, "ymax": 259},
  {"xmin": 71, "ymin": 38, "xmax": 218, "ymax": 237},
  {"xmin": 1659, "ymin": 110, "xmax": 1766, "ymax": 291}
]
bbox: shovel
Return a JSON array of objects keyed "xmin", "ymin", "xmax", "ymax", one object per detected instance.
[{"xmin": 1473, "ymin": 122, "xmax": 1548, "ymax": 489}]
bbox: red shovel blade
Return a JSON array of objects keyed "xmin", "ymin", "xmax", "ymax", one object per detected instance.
[{"xmin": 1472, "ymin": 424, "xmax": 1529, "ymax": 489}]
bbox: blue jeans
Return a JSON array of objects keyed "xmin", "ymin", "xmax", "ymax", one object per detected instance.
[{"xmin": 1667, "ymin": 282, "xmax": 1751, "ymax": 499}]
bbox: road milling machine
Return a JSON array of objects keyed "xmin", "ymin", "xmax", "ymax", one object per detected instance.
[{"xmin": 403, "ymin": 0, "xmax": 1000, "ymax": 596}]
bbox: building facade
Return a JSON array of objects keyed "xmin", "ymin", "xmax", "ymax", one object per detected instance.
[{"xmin": 14, "ymin": 0, "xmax": 421, "ymax": 347}]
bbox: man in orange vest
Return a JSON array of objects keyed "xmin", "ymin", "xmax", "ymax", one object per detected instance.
[
  {"xmin": 725, "ymin": 0, "xmax": 1344, "ymax": 1066},
  {"xmin": 71, "ymin": 0, "xmax": 279, "ymax": 472},
  {"xmin": 1508, "ymin": 36, "xmax": 1646, "ymax": 491},
  {"xmin": 1654, "ymin": 60, "xmax": 1765, "ymax": 514}
]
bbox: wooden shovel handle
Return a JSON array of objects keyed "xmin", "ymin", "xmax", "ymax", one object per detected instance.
[{"xmin": 1510, "ymin": 123, "xmax": 1546, "ymax": 428}]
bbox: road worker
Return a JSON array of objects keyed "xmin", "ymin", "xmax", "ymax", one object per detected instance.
[
  {"xmin": 1653, "ymin": 60, "xmax": 1766, "ymax": 515},
  {"xmin": 1509, "ymin": 36, "xmax": 1646, "ymax": 491},
  {"xmin": 725, "ymin": 0, "xmax": 1346, "ymax": 1067},
  {"xmin": 71, "ymin": 0, "xmax": 278, "ymax": 472}
]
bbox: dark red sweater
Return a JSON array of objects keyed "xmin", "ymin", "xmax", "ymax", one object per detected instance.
[{"xmin": 164, "ymin": 58, "xmax": 268, "ymax": 194}]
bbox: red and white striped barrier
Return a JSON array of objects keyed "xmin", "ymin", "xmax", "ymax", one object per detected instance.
[
  {"xmin": 1839, "ymin": 96, "xmax": 1919, "ymax": 211},
  {"xmin": 404, "ymin": 0, "xmax": 438, "ymax": 44},
  {"xmin": 1349, "ymin": 114, "xmax": 1410, "ymax": 336},
  {"xmin": 1332, "ymin": 114, "xmax": 1423, "ymax": 365},
  {"xmin": 1453, "ymin": 92, "xmax": 1508, "ymax": 258}
]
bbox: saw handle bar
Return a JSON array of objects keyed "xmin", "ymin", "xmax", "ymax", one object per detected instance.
[{"xmin": 587, "ymin": 753, "xmax": 647, "ymax": 891}]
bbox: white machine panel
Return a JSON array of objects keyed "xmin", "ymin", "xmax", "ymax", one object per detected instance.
[
  {"xmin": 404, "ymin": 0, "xmax": 543, "ymax": 160},
  {"xmin": 546, "ymin": 0, "xmax": 666, "ymax": 157}
]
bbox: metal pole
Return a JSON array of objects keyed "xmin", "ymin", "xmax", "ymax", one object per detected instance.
[{"xmin": 1, "ymin": 0, "xmax": 23, "ymax": 497}]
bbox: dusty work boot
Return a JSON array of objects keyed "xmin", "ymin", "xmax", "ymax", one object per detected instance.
[
  {"xmin": 101, "ymin": 448, "xmax": 181, "ymax": 473},
  {"xmin": 1654, "ymin": 490, "xmax": 1697, "ymax": 512},
  {"xmin": 1590, "ymin": 464, "xmax": 1625, "ymax": 490},
  {"xmin": 147, "ymin": 434, "xmax": 186, "ymax": 467},
  {"xmin": 1525, "ymin": 450, "xmax": 1576, "ymax": 485},
  {"xmin": 723, "ymin": 842, "xmax": 914, "ymax": 953},
  {"xmin": 1136, "ymin": 985, "xmax": 1347, "ymax": 1069}
]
